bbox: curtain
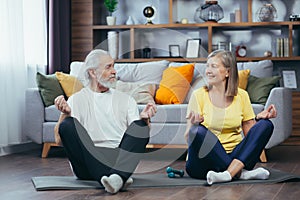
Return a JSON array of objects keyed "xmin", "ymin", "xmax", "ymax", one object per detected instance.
[
  {"xmin": 48, "ymin": 0, "xmax": 71, "ymax": 74},
  {"xmin": 0, "ymin": 0, "xmax": 47, "ymax": 147}
]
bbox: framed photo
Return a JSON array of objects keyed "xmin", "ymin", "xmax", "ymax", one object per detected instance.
[
  {"xmin": 169, "ymin": 45, "xmax": 180, "ymax": 57},
  {"xmin": 186, "ymin": 39, "xmax": 201, "ymax": 58},
  {"xmin": 282, "ymin": 70, "xmax": 297, "ymax": 89}
]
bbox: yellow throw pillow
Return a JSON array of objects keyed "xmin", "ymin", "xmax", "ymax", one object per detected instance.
[
  {"xmin": 155, "ymin": 64, "xmax": 194, "ymax": 104},
  {"xmin": 238, "ymin": 69, "xmax": 250, "ymax": 90},
  {"xmin": 55, "ymin": 72, "xmax": 83, "ymax": 97}
]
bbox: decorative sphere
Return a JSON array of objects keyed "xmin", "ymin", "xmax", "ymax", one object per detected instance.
[
  {"xmin": 143, "ymin": 6, "xmax": 155, "ymax": 18},
  {"xmin": 181, "ymin": 18, "xmax": 188, "ymax": 24},
  {"xmin": 264, "ymin": 51, "xmax": 272, "ymax": 57}
]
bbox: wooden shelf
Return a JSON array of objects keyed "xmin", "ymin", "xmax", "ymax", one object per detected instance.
[
  {"xmin": 71, "ymin": 0, "xmax": 300, "ymax": 62},
  {"xmin": 115, "ymin": 56, "xmax": 300, "ymax": 63},
  {"xmin": 92, "ymin": 21, "xmax": 300, "ymax": 30}
]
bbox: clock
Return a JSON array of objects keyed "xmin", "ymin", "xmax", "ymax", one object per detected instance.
[{"xmin": 236, "ymin": 45, "xmax": 247, "ymax": 57}]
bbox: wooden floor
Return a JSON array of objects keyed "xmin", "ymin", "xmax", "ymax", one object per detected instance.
[{"xmin": 1, "ymin": 145, "xmax": 300, "ymax": 200}]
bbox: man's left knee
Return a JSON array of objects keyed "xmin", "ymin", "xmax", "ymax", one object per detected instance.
[{"xmin": 127, "ymin": 120, "xmax": 150, "ymax": 139}]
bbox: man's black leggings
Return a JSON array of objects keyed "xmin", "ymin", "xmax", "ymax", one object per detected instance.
[{"xmin": 58, "ymin": 117, "xmax": 150, "ymax": 184}]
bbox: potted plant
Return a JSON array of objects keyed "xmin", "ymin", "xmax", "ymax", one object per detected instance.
[{"xmin": 104, "ymin": 0, "xmax": 118, "ymax": 25}]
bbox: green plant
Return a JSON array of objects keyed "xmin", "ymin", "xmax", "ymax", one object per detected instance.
[{"xmin": 104, "ymin": 0, "xmax": 118, "ymax": 15}]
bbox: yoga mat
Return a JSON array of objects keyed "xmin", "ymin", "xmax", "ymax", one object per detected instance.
[{"xmin": 32, "ymin": 168, "xmax": 300, "ymax": 191}]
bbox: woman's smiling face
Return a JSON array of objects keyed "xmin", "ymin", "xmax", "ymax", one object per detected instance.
[{"xmin": 205, "ymin": 55, "xmax": 229, "ymax": 86}]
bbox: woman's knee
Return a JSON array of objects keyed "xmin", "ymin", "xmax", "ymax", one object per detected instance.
[
  {"xmin": 188, "ymin": 125, "xmax": 210, "ymax": 145},
  {"xmin": 189, "ymin": 125, "xmax": 209, "ymax": 139},
  {"xmin": 185, "ymin": 163, "xmax": 207, "ymax": 179},
  {"xmin": 258, "ymin": 119, "xmax": 274, "ymax": 132}
]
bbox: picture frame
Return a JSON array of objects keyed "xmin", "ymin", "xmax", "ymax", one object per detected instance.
[
  {"xmin": 186, "ymin": 39, "xmax": 201, "ymax": 58},
  {"xmin": 169, "ymin": 45, "xmax": 180, "ymax": 57},
  {"xmin": 282, "ymin": 69, "xmax": 298, "ymax": 89}
]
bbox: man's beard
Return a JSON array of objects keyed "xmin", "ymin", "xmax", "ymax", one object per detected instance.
[{"xmin": 97, "ymin": 75, "xmax": 117, "ymax": 88}]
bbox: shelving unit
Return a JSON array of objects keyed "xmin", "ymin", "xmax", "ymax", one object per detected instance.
[
  {"xmin": 71, "ymin": 0, "xmax": 300, "ymax": 142},
  {"xmin": 88, "ymin": 0, "xmax": 300, "ymax": 63}
]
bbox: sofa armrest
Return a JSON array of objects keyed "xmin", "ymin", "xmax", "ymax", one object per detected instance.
[
  {"xmin": 264, "ymin": 87, "xmax": 292, "ymax": 149},
  {"xmin": 24, "ymin": 88, "xmax": 45, "ymax": 144}
]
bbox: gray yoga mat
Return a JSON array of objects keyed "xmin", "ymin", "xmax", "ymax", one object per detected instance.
[{"xmin": 32, "ymin": 168, "xmax": 300, "ymax": 191}]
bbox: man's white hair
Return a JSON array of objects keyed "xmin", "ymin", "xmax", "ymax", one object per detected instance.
[{"xmin": 80, "ymin": 49, "xmax": 109, "ymax": 86}]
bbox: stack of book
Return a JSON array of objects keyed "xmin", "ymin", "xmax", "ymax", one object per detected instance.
[{"xmin": 275, "ymin": 37, "xmax": 289, "ymax": 57}]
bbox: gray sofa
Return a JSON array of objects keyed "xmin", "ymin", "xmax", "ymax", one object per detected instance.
[{"xmin": 24, "ymin": 60, "xmax": 292, "ymax": 158}]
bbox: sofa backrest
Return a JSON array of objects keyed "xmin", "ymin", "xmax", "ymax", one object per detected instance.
[
  {"xmin": 70, "ymin": 59, "xmax": 274, "ymax": 104},
  {"xmin": 70, "ymin": 59, "xmax": 273, "ymax": 83}
]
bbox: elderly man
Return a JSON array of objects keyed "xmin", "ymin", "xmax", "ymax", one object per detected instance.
[{"xmin": 54, "ymin": 49, "xmax": 156, "ymax": 194}]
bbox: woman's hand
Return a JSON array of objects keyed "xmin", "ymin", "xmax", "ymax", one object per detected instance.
[
  {"xmin": 54, "ymin": 95, "xmax": 71, "ymax": 115},
  {"xmin": 256, "ymin": 104, "xmax": 277, "ymax": 120},
  {"xmin": 186, "ymin": 111, "xmax": 204, "ymax": 125},
  {"xmin": 184, "ymin": 111, "xmax": 204, "ymax": 142},
  {"xmin": 140, "ymin": 102, "xmax": 157, "ymax": 123}
]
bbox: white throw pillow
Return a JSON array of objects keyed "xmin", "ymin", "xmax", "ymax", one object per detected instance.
[
  {"xmin": 70, "ymin": 61, "xmax": 86, "ymax": 85},
  {"xmin": 237, "ymin": 60, "xmax": 273, "ymax": 78},
  {"xmin": 114, "ymin": 60, "xmax": 169, "ymax": 84},
  {"xmin": 184, "ymin": 75, "xmax": 207, "ymax": 103},
  {"xmin": 115, "ymin": 80, "xmax": 156, "ymax": 104}
]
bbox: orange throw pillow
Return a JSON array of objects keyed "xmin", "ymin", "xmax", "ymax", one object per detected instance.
[
  {"xmin": 238, "ymin": 69, "xmax": 250, "ymax": 90},
  {"xmin": 155, "ymin": 64, "xmax": 194, "ymax": 104}
]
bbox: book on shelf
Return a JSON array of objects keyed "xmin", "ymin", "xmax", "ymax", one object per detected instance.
[{"xmin": 275, "ymin": 37, "xmax": 289, "ymax": 57}]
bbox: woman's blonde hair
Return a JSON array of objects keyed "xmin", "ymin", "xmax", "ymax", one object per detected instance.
[{"xmin": 205, "ymin": 50, "xmax": 238, "ymax": 96}]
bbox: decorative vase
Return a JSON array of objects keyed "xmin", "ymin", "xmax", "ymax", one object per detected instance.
[
  {"xmin": 194, "ymin": 1, "xmax": 224, "ymax": 23},
  {"xmin": 107, "ymin": 31, "xmax": 119, "ymax": 59},
  {"xmin": 126, "ymin": 16, "xmax": 134, "ymax": 25},
  {"xmin": 106, "ymin": 16, "xmax": 116, "ymax": 25},
  {"xmin": 256, "ymin": 3, "xmax": 277, "ymax": 22}
]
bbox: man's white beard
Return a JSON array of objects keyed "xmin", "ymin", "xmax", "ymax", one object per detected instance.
[{"xmin": 98, "ymin": 76, "xmax": 117, "ymax": 88}]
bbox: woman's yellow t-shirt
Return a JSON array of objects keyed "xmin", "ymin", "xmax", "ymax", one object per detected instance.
[{"xmin": 187, "ymin": 87, "xmax": 255, "ymax": 153}]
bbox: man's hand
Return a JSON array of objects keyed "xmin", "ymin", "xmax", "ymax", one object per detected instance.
[
  {"xmin": 54, "ymin": 95, "xmax": 71, "ymax": 115},
  {"xmin": 256, "ymin": 104, "xmax": 277, "ymax": 120},
  {"xmin": 140, "ymin": 102, "xmax": 157, "ymax": 122}
]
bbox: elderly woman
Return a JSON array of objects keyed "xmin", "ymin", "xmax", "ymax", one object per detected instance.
[{"xmin": 185, "ymin": 50, "xmax": 276, "ymax": 185}]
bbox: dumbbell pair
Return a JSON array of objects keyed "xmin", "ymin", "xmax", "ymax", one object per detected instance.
[{"xmin": 166, "ymin": 167, "xmax": 184, "ymax": 178}]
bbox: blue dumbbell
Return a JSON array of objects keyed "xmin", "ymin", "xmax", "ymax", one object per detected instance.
[{"xmin": 166, "ymin": 167, "xmax": 184, "ymax": 178}]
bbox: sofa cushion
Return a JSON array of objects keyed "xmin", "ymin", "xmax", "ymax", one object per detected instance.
[
  {"xmin": 238, "ymin": 69, "xmax": 250, "ymax": 90},
  {"xmin": 36, "ymin": 72, "xmax": 65, "ymax": 107},
  {"xmin": 114, "ymin": 60, "xmax": 169, "ymax": 84},
  {"xmin": 169, "ymin": 62, "xmax": 206, "ymax": 84},
  {"xmin": 45, "ymin": 105, "xmax": 60, "ymax": 122},
  {"xmin": 138, "ymin": 104, "xmax": 188, "ymax": 123},
  {"xmin": 247, "ymin": 75, "xmax": 281, "ymax": 105},
  {"xmin": 237, "ymin": 60, "xmax": 273, "ymax": 78},
  {"xmin": 155, "ymin": 64, "xmax": 194, "ymax": 104},
  {"xmin": 69, "ymin": 61, "xmax": 87, "ymax": 85},
  {"xmin": 115, "ymin": 81, "xmax": 156, "ymax": 104},
  {"xmin": 148, "ymin": 123, "xmax": 187, "ymax": 145},
  {"xmin": 184, "ymin": 75, "xmax": 207, "ymax": 103},
  {"xmin": 55, "ymin": 72, "xmax": 84, "ymax": 98},
  {"xmin": 252, "ymin": 104, "xmax": 265, "ymax": 115}
]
